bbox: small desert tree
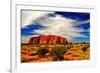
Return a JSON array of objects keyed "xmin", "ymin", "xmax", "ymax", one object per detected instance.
[{"xmin": 50, "ymin": 47, "xmax": 67, "ymax": 61}]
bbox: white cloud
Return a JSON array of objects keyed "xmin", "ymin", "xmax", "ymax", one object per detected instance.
[
  {"xmin": 33, "ymin": 14, "xmax": 89, "ymax": 42},
  {"xmin": 21, "ymin": 10, "xmax": 54, "ymax": 27},
  {"xmin": 21, "ymin": 36, "xmax": 30, "ymax": 43},
  {"xmin": 21, "ymin": 11, "xmax": 89, "ymax": 43},
  {"xmin": 76, "ymin": 20, "xmax": 90, "ymax": 25}
]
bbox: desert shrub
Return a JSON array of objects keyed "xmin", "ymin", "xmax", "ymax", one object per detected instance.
[
  {"xmin": 50, "ymin": 47, "xmax": 67, "ymax": 61},
  {"xmin": 82, "ymin": 46, "xmax": 88, "ymax": 52},
  {"xmin": 37, "ymin": 47, "xmax": 49, "ymax": 57},
  {"xmin": 67, "ymin": 46, "xmax": 70, "ymax": 49}
]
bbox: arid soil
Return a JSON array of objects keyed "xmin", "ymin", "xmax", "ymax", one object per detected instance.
[{"xmin": 21, "ymin": 35, "xmax": 90, "ymax": 63}]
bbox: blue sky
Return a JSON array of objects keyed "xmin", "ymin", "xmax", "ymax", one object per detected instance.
[{"xmin": 21, "ymin": 10, "xmax": 90, "ymax": 43}]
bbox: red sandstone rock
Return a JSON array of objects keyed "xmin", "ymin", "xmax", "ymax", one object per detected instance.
[
  {"xmin": 39, "ymin": 36, "xmax": 49, "ymax": 44},
  {"xmin": 28, "ymin": 35, "xmax": 68, "ymax": 44}
]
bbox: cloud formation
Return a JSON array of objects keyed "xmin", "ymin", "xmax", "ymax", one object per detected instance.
[
  {"xmin": 22, "ymin": 11, "xmax": 54, "ymax": 27},
  {"xmin": 21, "ymin": 10, "xmax": 90, "ymax": 43}
]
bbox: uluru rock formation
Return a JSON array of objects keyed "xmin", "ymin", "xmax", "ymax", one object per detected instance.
[{"xmin": 28, "ymin": 35, "xmax": 68, "ymax": 44}]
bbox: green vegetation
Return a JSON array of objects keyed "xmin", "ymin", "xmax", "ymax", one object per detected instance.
[
  {"xmin": 37, "ymin": 47, "xmax": 49, "ymax": 58},
  {"xmin": 50, "ymin": 47, "xmax": 67, "ymax": 61}
]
